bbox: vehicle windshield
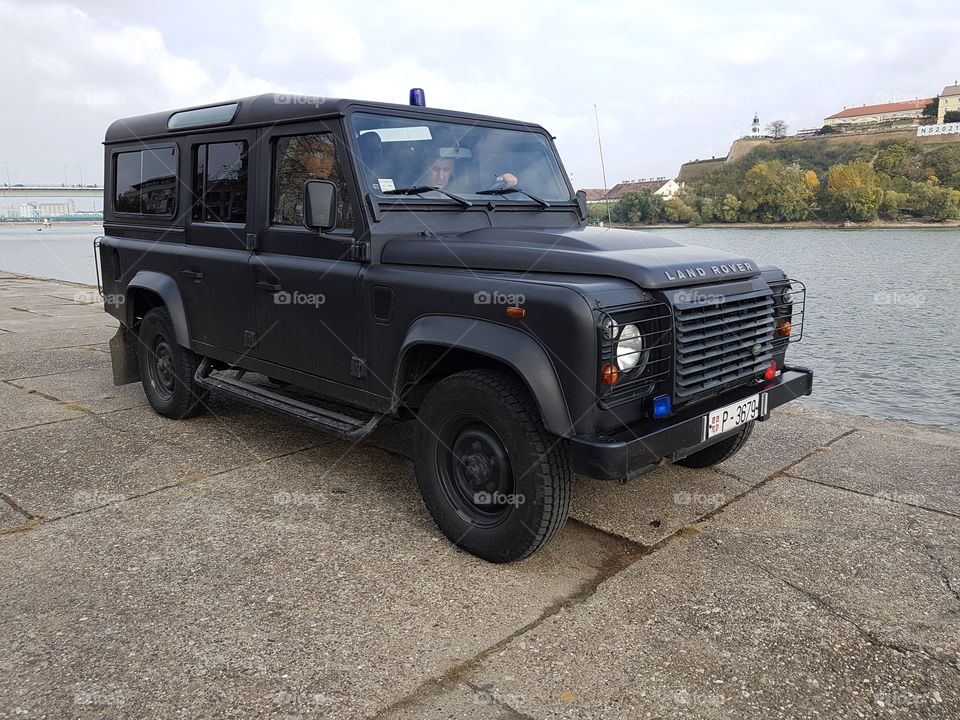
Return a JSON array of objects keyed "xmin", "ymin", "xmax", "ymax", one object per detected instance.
[{"xmin": 350, "ymin": 112, "xmax": 572, "ymax": 205}]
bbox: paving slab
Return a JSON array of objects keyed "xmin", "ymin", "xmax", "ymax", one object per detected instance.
[
  {"xmin": 0, "ymin": 324, "xmax": 114, "ymax": 351},
  {"xmin": 789, "ymin": 428, "xmax": 960, "ymax": 515},
  {"xmin": 464, "ymin": 509, "xmax": 960, "ymax": 719},
  {"xmin": 7, "ymin": 368, "xmax": 148, "ymax": 415},
  {"xmin": 717, "ymin": 405, "xmax": 856, "ymax": 484},
  {"xmin": 0, "ymin": 344, "xmax": 111, "ymax": 381},
  {"xmin": 0, "ymin": 500, "xmax": 31, "ymax": 532},
  {"xmin": 0, "ymin": 378, "xmax": 88, "ymax": 431},
  {"xmin": 572, "ymin": 469, "xmax": 749, "ymax": 546},
  {"xmin": 0, "ymin": 449, "xmax": 633, "ymax": 719},
  {"xmin": 0, "ymin": 312, "xmax": 114, "ymax": 333},
  {"xmin": 704, "ymin": 477, "xmax": 960, "ymax": 668}
]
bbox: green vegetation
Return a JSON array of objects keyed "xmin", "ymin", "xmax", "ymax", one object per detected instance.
[{"xmin": 604, "ymin": 138, "xmax": 960, "ymax": 225}]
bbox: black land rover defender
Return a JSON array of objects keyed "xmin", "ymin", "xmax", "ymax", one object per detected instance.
[{"xmin": 97, "ymin": 92, "xmax": 811, "ymax": 563}]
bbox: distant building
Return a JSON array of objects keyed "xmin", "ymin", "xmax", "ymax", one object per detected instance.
[
  {"xmin": 581, "ymin": 188, "xmax": 609, "ymax": 204},
  {"xmin": 751, "ymin": 113, "xmax": 760, "ymax": 137},
  {"xmin": 604, "ymin": 178, "xmax": 681, "ymax": 202},
  {"xmin": 823, "ymin": 99, "xmax": 932, "ymax": 127},
  {"xmin": 938, "ymin": 83, "xmax": 960, "ymax": 123}
]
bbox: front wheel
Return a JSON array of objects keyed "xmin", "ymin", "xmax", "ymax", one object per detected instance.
[
  {"xmin": 137, "ymin": 307, "xmax": 207, "ymax": 419},
  {"xmin": 675, "ymin": 420, "xmax": 754, "ymax": 468},
  {"xmin": 414, "ymin": 370, "xmax": 572, "ymax": 563}
]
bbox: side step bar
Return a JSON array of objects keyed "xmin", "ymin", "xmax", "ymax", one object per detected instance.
[{"xmin": 195, "ymin": 360, "xmax": 383, "ymax": 441}]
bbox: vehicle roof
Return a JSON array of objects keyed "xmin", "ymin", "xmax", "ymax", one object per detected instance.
[{"xmin": 104, "ymin": 93, "xmax": 547, "ymax": 144}]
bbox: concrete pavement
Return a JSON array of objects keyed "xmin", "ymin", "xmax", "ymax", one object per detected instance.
[{"xmin": 0, "ymin": 271, "xmax": 957, "ymax": 719}]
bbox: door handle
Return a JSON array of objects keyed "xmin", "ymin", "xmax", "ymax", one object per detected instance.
[
  {"xmin": 256, "ymin": 281, "xmax": 282, "ymax": 292},
  {"xmin": 181, "ymin": 270, "xmax": 203, "ymax": 281}
]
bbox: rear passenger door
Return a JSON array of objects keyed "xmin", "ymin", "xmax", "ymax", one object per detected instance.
[
  {"xmin": 251, "ymin": 124, "xmax": 363, "ymax": 387},
  {"xmin": 180, "ymin": 133, "xmax": 256, "ymax": 357}
]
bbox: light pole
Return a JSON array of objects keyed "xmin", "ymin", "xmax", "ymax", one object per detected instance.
[
  {"xmin": 1, "ymin": 161, "xmax": 9, "ymax": 186},
  {"xmin": 76, "ymin": 164, "xmax": 84, "ymax": 187},
  {"xmin": 63, "ymin": 165, "xmax": 69, "ymax": 186}
]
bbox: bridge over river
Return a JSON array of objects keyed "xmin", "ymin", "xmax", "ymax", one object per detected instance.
[{"xmin": 0, "ymin": 186, "xmax": 103, "ymax": 198}]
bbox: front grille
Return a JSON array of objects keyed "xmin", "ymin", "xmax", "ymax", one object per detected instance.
[{"xmin": 674, "ymin": 287, "xmax": 775, "ymax": 401}]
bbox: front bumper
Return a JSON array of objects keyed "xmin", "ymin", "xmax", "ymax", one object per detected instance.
[{"xmin": 571, "ymin": 365, "xmax": 814, "ymax": 481}]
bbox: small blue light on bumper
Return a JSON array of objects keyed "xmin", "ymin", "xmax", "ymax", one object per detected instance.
[{"xmin": 653, "ymin": 394, "xmax": 672, "ymax": 419}]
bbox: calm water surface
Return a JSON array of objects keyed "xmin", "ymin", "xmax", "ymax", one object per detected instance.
[{"xmin": 1, "ymin": 223, "xmax": 958, "ymax": 432}]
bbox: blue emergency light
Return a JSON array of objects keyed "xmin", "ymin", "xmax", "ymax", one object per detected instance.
[
  {"xmin": 409, "ymin": 88, "xmax": 426, "ymax": 107},
  {"xmin": 653, "ymin": 394, "xmax": 672, "ymax": 419}
]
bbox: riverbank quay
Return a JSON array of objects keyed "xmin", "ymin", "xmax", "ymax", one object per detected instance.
[{"xmin": 1, "ymin": 271, "xmax": 958, "ymax": 719}]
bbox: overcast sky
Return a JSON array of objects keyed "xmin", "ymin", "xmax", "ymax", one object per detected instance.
[{"xmin": 1, "ymin": 0, "xmax": 957, "ymax": 189}]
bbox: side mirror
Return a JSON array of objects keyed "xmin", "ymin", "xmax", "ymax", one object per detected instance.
[
  {"xmin": 575, "ymin": 189, "xmax": 587, "ymax": 221},
  {"xmin": 303, "ymin": 180, "xmax": 337, "ymax": 232}
]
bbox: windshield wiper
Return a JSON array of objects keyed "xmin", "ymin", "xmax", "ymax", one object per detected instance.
[
  {"xmin": 382, "ymin": 185, "xmax": 472, "ymax": 208},
  {"xmin": 475, "ymin": 186, "xmax": 550, "ymax": 208}
]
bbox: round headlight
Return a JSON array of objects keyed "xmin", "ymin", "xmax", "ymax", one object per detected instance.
[
  {"xmin": 616, "ymin": 324, "xmax": 643, "ymax": 371},
  {"xmin": 601, "ymin": 316, "xmax": 618, "ymax": 341},
  {"xmin": 779, "ymin": 285, "xmax": 793, "ymax": 305}
]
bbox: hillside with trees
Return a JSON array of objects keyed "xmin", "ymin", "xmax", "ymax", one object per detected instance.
[{"xmin": 593, "ymin": 138, "xmax": 960, "ymax": 225}]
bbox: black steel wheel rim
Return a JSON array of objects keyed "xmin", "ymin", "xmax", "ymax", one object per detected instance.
[
  {"xmin": 149, "ymin": 336, "xmax": 176, "ymax": 401},
  {"xmin": 435, "ymin": 414, "xmax": 515, "ymax": 527}
]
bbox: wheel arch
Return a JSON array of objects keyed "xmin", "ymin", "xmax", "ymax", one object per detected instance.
[
  {"xmin": 394, "ymin": 316, "xmax": 574, "ymax": 437},
  {"xmin": 125, "ymin": 271, "xmax": 190, "ymax": 347}
]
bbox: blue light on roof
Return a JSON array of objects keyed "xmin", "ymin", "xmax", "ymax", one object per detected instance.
[{"xmin": 409, "ymin": 88, "xmax": 426, "ymax": 107}]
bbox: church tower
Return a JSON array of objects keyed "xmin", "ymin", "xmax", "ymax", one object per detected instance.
[{"xmin": 751, "ymin": 113, "xmax": 760, "ymax": 137}]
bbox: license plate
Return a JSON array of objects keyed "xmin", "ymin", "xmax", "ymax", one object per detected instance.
[{"xmin": 706, "ymin": 393, "xmax": 760, "ymax": 439}]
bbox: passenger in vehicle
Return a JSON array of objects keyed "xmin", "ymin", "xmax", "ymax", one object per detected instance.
[
  {"xmin": 274, "ymin": 135, "xmax": 351, "ymax": 226},
  {"xmin": 423, "ymin": 156, "xmax": 456, "ymax": 189}
]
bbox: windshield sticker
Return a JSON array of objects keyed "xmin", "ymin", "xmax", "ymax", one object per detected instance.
[{"xmin": 378, "ymin": 178, "xmax": 396, "ymax": 192}]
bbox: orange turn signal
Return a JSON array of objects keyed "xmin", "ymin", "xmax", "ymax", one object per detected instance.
[
  {"xmin": 776, "ymin": 320, "xmax": 792, "ymax": 337},
  {"xmin": 506, "ymin": 306, "xmax": 526, "ymax": 319},
  {"xmin": 601, "ymin": 363, "xmax": 620, "ymax": 385}
]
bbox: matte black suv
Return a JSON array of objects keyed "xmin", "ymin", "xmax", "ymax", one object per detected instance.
[{"xmin": 97, "ymin": 93, "xmax": 812, "ymax": 562}]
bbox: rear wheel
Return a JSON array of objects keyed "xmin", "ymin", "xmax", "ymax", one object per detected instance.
[
  {"xmin": 675, "ymin": 420, "xmax": 754, "ymax": 468},
  {"xmin": 414, "ymin": 370, "xmax": 571, "ymax": 563},
  {"xmin": 137, "ymin": 307, "xmax": 207, "ymax": 419}
]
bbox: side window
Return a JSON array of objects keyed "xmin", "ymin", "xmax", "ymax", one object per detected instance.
[
  {"xmin": 113, "ymin": 147, "xmax": 177, "ymax": 215},
  {"xmin": 272, "ymin": 134, "xmax": 354, "ymax": 230},
  {"xmin": 193, "ymin": 141, "xmax": 247, "ymax": 223}
]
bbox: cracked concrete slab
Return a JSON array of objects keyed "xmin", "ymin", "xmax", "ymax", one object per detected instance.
[
  {"xmin": 0, "ymin": 498, "xmax": 32, "ymax": 532},
  {"xmin": 572, "ymin": 468, "xmax": 749, "ymax": 545},
  {"xmin": 702, "ymin": 477, "xmax": 960, "ymax": 670},
  {"xmin": 0, "ymin": 324, "xmax": 114, "ymax": 352},
  {"xmin": 0, "ymin": 379, "xmax": 88, "ymax": 431},
  {"xmin": 464, "ymin": 528, "xmax": 959, "ymax": 720},
  {"xmin": 7, "ymin": 368, "xmax": 147, "ymax": 415},
  {"xmin": 0, "ymin": 344, "xmax": 111, "ymax": 381},
  {"xmin": 0, "ymin": 449, "xmax": 633, "ymax": 719},
  {"xmin": 717, "ymin": 405, "xmax": 856, "ymax": 484},
  {"xmin": 789, "ymin": 429, "xmax": 960, "ymax": 515}
]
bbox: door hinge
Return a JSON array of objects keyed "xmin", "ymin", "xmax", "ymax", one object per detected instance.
[
  {"xmin": 244, "ymin": 330, "xmax": 257, "ymax": 348},
  {"xmin": 351, "ymin": 240, "xmax": 368, "ymax": 262},
  {"xmin": 246, "ymin": 233, "xmax": 258, "ymax": 251},
  {"xmin": 350, "ymin": 356, "xmax": 367, "ymax": 378}
]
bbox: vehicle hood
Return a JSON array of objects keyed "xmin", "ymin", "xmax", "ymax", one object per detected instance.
[{"xmin": 380, "ymin": 226, "xmax": 761, "ymax": 289}]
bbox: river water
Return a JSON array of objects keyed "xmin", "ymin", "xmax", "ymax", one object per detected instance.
[{"xmin": 1, "ymin": 223, "xmax": 958, "ymax": 432}]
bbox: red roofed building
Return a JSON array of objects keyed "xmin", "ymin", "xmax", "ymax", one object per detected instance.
[{"xmin": 824, "ymin": 99, "xmax": 933, "ymax": 127}]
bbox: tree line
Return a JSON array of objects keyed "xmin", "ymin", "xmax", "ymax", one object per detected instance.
[{"xmin": 590, "ymin": 138, "xmax": 960, "ymax": 225}]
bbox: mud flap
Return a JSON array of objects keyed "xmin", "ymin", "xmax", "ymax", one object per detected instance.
[{"xmin": 109, "ymin": 326, "xmax": 140, "ymax": 386}]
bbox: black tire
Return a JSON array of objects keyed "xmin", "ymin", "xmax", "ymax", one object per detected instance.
[
  {"xmin": 137, "ymin": 307, "xmax": 207, "ymax": 419},
  {"xmin": 675, "ymin": 420, "xmax": 755, "ymax": 468},
  {"xmin": 414, "ymin": 370, "xmax": 572, "ymax": 563}
]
